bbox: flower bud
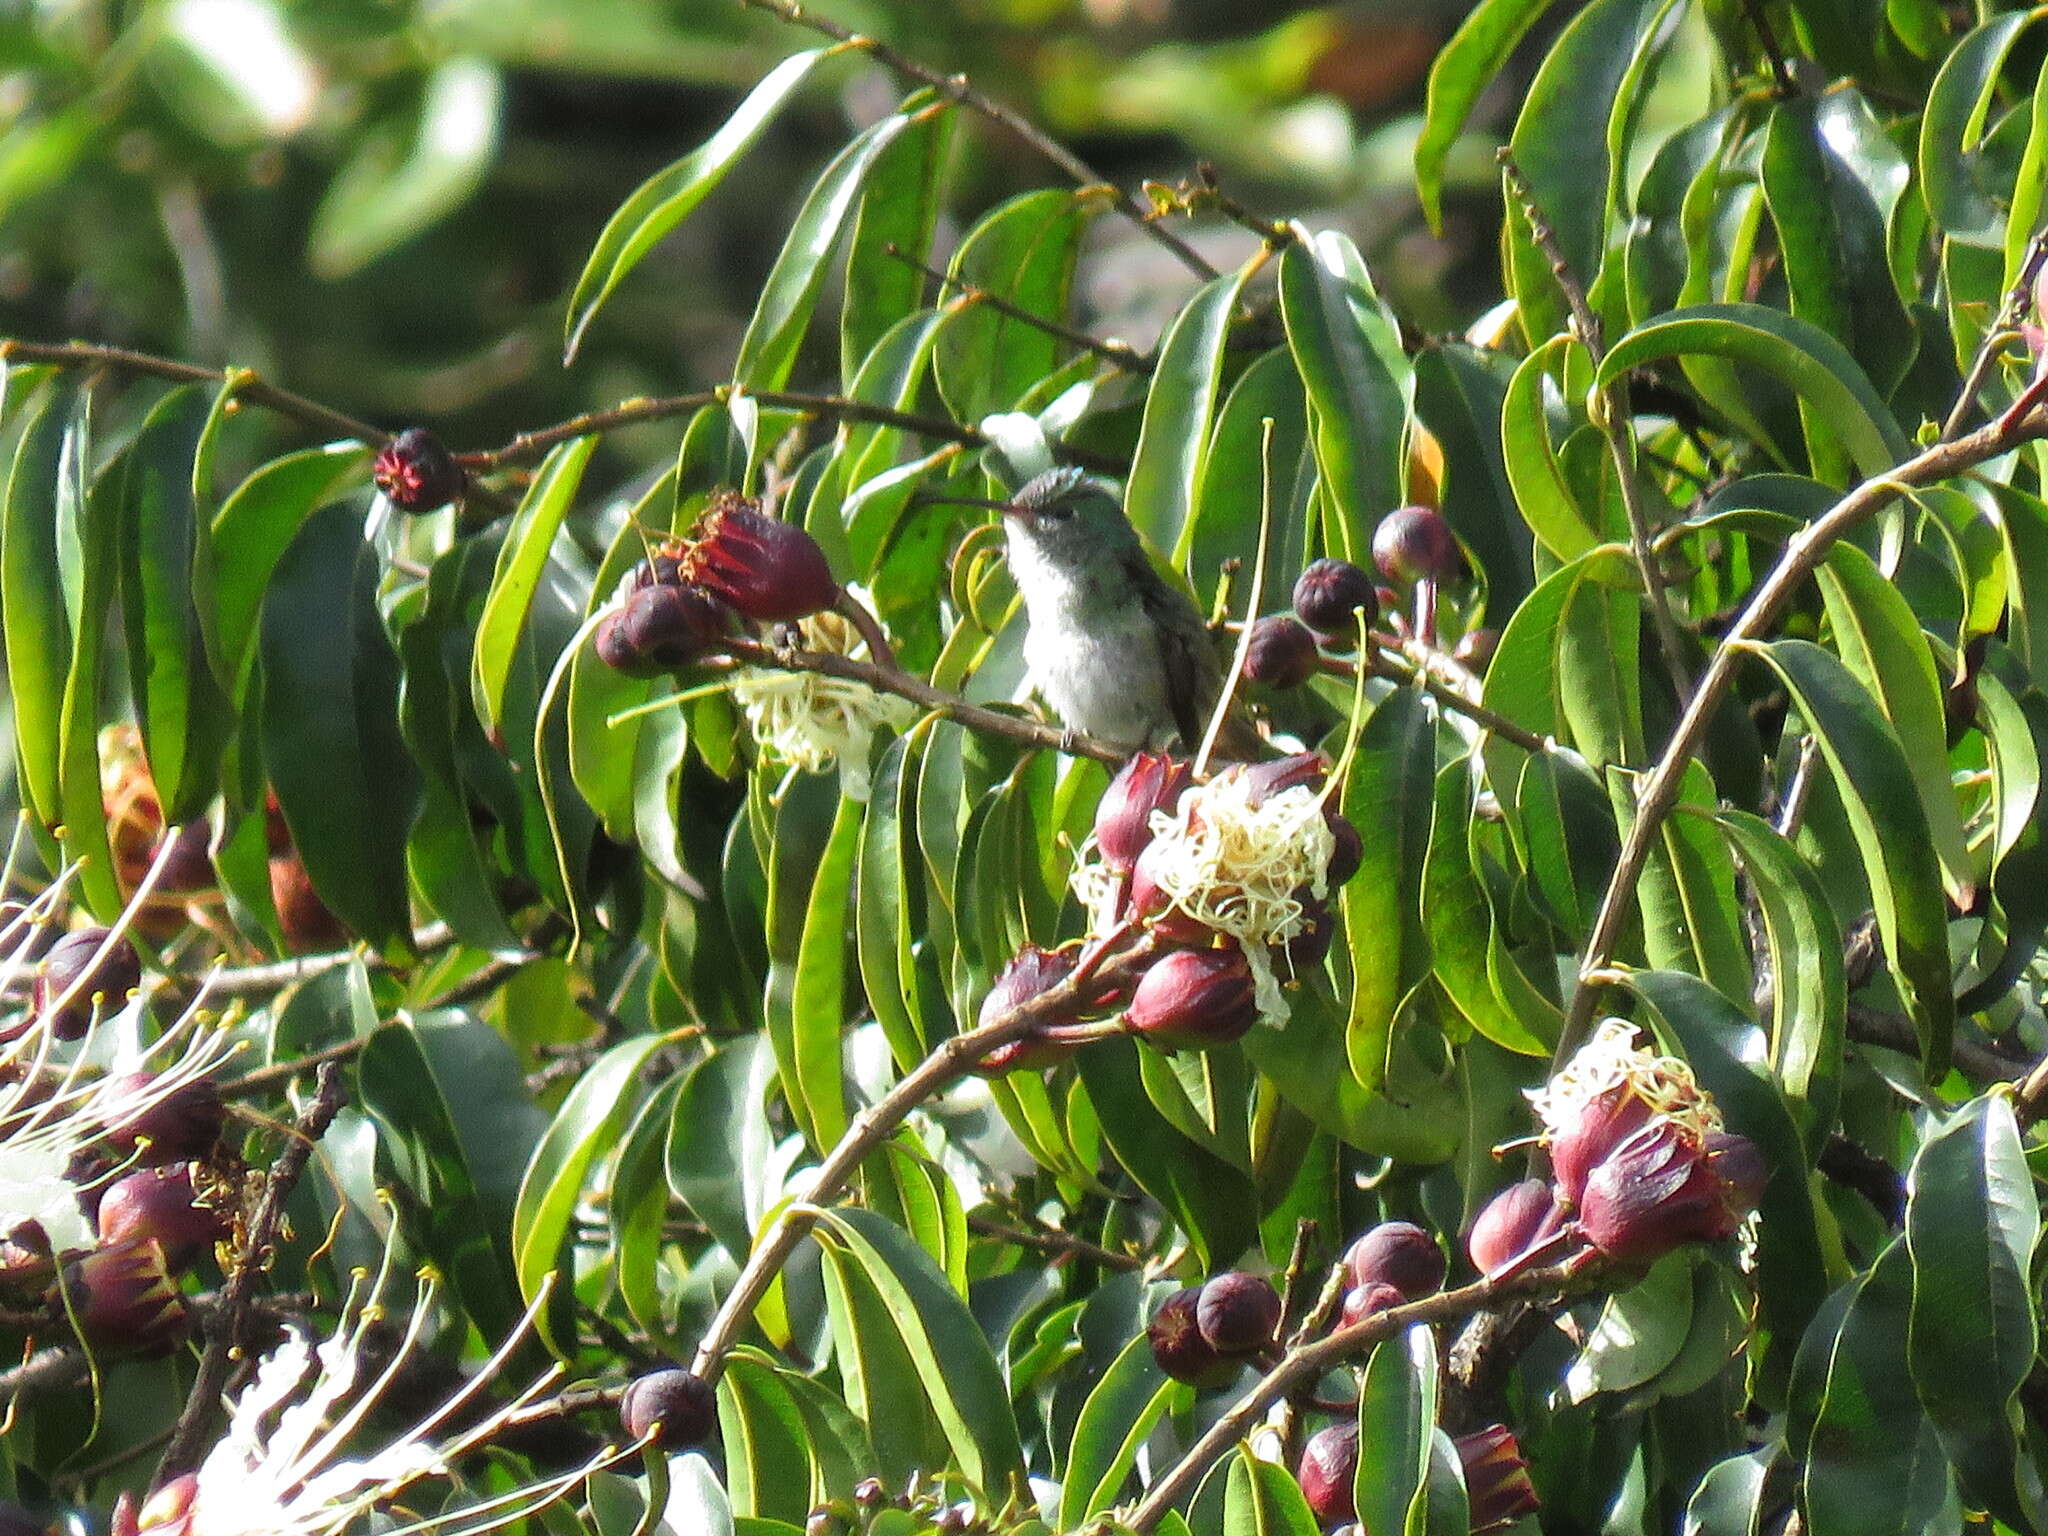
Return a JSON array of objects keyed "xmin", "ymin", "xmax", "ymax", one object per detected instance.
[
  {"xmin": 1453, "ymin": 627, "xmax": 1499, "ymax": 675},
  {"xmin": 1324, "ymin": 814, "xmax": 1362, "ymax": 888},
  {"xmin": 1345, "ymin": 1221, "xmax": 1445, "ymax": 1300},
  {"xmin": 681, "ymin": 493, "xmax": 839, "ymax": 623},
  {"xmin": 618, "ymin": 582, "xmax": 731, "ymax": 670},
  {"xmin": 1292, "ymin": 559, "xmax": 1378, "ymax": 639},
  {"xmin": 1576, "ymin": 1124, "xmax": 1762, "ymax": 1263},
  {"xmin": 1454, "ymin": 1425, "xmax": 1541, "ymax": 1532},
  {"xmin": 593, "ymin": 611, "xmax": 652, "ymax": 676},
  {"xmin": 66, "ymin": 1239, "xmax": 190, "ymax": 1356},
  {"xmin": 1244, "ymin": 616, "xmax": 1320, "ymax": 689},
  {"xmin": 1095, "ymin": 753, "xmax": 1194, "ymax": 873},
  {"xmin": 102, "ymin": 1074, "xmax": 228, "ymax": 1164},
  {"xmin": 372, "ymin": 428, "xmax": 465, "ymax": 513},
  {"xmin": 1126, "ymin": 947, "xmax": 1258, "ymax": 1050},
  {"xmin": 1126, "ymin": 846, "xmax": 1220, "ymax": 945},
  {"xmin": 130, "ymin": 1472, "xmax": 199, "ymax": 1536},
  {"xmin": 1466, "ymin": 1179, "xmax": 1562, "ymax": 1276},
  {"xmin": 1242, "ymin": 752, "xmax": 1328, "ymax": 807},
  {"xmin": 1282, "ymin": 895, "xmax": 1336, "ymax": 970},
  {"xmin": 1296, "ymin": 1422, "xmax": 1358, "ymax": 1526},
  {"xmin": 628, "ymin": 553, "xmax": 683, "ymax": 593},
  {"xmin": 153, "ymin": 821, "xmax": 214, "ymax": 894},
  {"xmin": 1339, "ymin": 1279, "xmax": 1405, "ymax": 1328},
  {"xmin": 1195, "ymin": 1272, "xmax": 1281, "ymax": 1354},
  {"xmin": 1147, "ymin": 1286, "xmax": 1239, "ymax": 1387},
  {"xmin": 973, "ymin": 946, "xmax": 1082, "ymax": 1077},
  {"xmin": 97, "ymin": 1164, "xmax": 232, "ymax": 1267},
  {"xmin": 804, "ymin": 1506, "xmax": 848, "ymax": 1536},
  {"xmin": 270, "ymin": 853, "xmax": 348, "ymax": 953},
  {"xmin": 933, "ymin": 1504, "xmax": 971, "ymax": 1536},
  {"xmin": 1372, "ymin": 506, "xmax": 1459, "ymax": 585},
  {"xmin": 0, "ymin": 1221, "xmax": 53, "ymax": 1302},
  {"xmin": 34, "ymin": 928, "xmax": 142, "ymax": 1040},
  {"xmin": 620, "ymin": 1367, "xmax": 718, "ymax": 1448},
  {"xmin": 852, "ymin": 1479, "xmax": 889, "ymax": 1511}
]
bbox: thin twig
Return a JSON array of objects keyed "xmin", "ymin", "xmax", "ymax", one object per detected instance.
[
  {"xmin": 1122, "ymin": 1256, "xmax": 1604, "ymax": 1531},
  {"xmin": 155, "ymin": 1064, "xmax": 349, "ymax": 1486},
  {"xmin": 965, "ymin": 1214, "xmax": 1142, "ymax": 1271},
  {"xmin": 883, "ymin": 243, "xmax": 1151, "ymax": 372},
  {"xmin": 738, "ymin": 0, "xmax": 1218, "ymax": 282},
  {"xmin": 1326, "ymin": 649, "xmax": 1551, "ymax": 755},
  {"xmin": 1737, "ymin": 0, "xmax": 1797, "ymax": 96},
  {"xmin": 1499, "ymin": 153, "xmax": 1694, "ymax": 712},
  {"xmin": 1555, "ymin": 398, "xmax": 2048, "ymax": 1064},
  {"xmin": 1942, "ymin": 228, "xmax": 2048, "ymax": 441},
  {"xmin": 689, "ymin": 932, "xmax": 1160, "ymax": 1380},
  {"xmin": 0, "ymin": 340, "xmax": 385, "ymax": 446}
]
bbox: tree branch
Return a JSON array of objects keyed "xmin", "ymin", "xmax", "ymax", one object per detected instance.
[
  {"xmin": 1942, "ymin": 228, "xmax": 2048, "ymax": 441},
  {"xmin": 737, "ymin": 0, "xmax": 1219, "ymax": 282},
  {"xmin": 884, "ymin": 243, "xmax": 1152, "ymax": 372}
]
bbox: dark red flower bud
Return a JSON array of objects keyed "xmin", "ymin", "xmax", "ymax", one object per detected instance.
[
  {"xmin": 1126, "ymin": 947, "xmax": 1258, "ymax": 1050},
  {"xmin": 0, "ymin": 1500, "xmax": 44, "ymax": 1536},
  {"xmin": 973, "ymin": 946, "xmax": 1083, "ymax": 1077},
  {"xmin": 852, "ymin": 1479, "xmax": 889, "ymax": 1511},
  {"xmin": 153, "ymin": 821, "xmax": 214, "ymax": 893},
  {"xmin": 34, "ymin": 928, "xmax": 142, "ymax": 1040},
  {"xmin": 933, "ymin": 1506, "xmax": 970, "ymax": 1536},
  {"xmin": 1324, "ymin": 814, "xmax": 1362, "ymax": 888},
  {"xmin": 1244, "ymin": 616, "xmax": 1319, "ymax": 690},
  {"xmin": 1466, "ymin": 1179, "xmax": 1563, "ymax": 1276},
  {"xmin": 620, "ymin": 1367, "xmax": 718, "ymax": 1448},
  {"xmin": 1345, "ymin": 1221, "xmax": 1446, "ymax": 1300},
  {"xmin": 0, "ymin": 1221, "xmax": 53, "ymax": 1301},
  {"xmin": 1147, "ymin": 1287, "xmax": 1239, "ymax": 1387},
  {"xmin": 1339, "ymin": 1280, "xmax": 1404, "ymax": 1328},
  {"xmin": 1454, "ymin": 1425, "xmax": 1541, "ymax": 1532},
  {"xmin": 270, "ymin": 852, "xmax": 348, "ymax": 954},
  {"xmin": 1292, "ymin": 559, "xmax": 1378, "ymax": 638},
  {"xmin": 372, "ymin": 428, "xmax": 465, "ymax": 513},
  {"xmin": 1296, "ymin": 1422, "xmax": 1358, "ymax": 1526},
  {"xmin": 97, "ymin": 1164, "xmax": 232, "ymax": 1267},
  {"xmin": 1576, "ymin": 1124, "xmax": 1762, "ymax": 1263},
  {"xmin": 1283, "ymin": 896, "xmax": 1336, "ymax": 970},
  {"xmin": 1195, "ymin": 1272, "xmax": 1281, "ymax": 1354},
  {"xmin": 1548, "ymin": 1084, "xmax": 1656, "ymax": 1210},
  {"xmin": 619, "ymin": 582, "xmax": 731, "ymax": 669},
  {"xmin": 628, "ymin": 553, "xmax": 683, "ymax": 593},
  {"xmin": 66, "ymin": 1239, "xmax": 190, "ymax": 1356},
  {"xmin": 1372, "ymin": 506, "xmax": 1459, "ymax": 584},
  {"xmin": 1242, "ymin": 752, "xmax": 1329, "ymax": 806},
  {"xmin": 1095, "ymin": 753, "xmax": 1195, "ymax": 873},
  {"xmin": 130, "ymin": 1472, "xmax": 200, "ymax": 1536},
  {"xmin": 593, "ymin": 611, "xmax": 651, "ymax": 676},
  {"xmin": 681, "ymin": 493, "xmax": 839, "ymax": 623},
  {"xmin": 102, "ymin": 1074, "xmax": 227, "ymax": 1164},
  {"xmin": 1453, "ymin": 628, "xmax": 1499, "ymax": 675}
]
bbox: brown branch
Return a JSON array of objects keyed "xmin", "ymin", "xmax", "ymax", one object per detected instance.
[
  {"xmin": 737, "ymin": 0, "xmax": 1219, "ymax": 282},
  {"xmin": 1323, "ymin": 648, "xmax": 1551, "ymax": 755},
  {"xmin": 966, "ymin": 1214, "xmax": 1142, "ymax": 1271},
  {"xmin": 884, "ymin": 243, "xmax": 1151, "ymax": 372},
  {"xmin": 689, "ymin": 931, "xmax": 1161, "ymax": 1380},
  {"xmin": 1942, "ymin": 228, "xmax": 2048, "ymax": 441},
  {"xmin": 1556, "ymin": 403, "xmax": 2048, "ymax": 1063},
  {"xmin": 0, "ymin": 340, "xmax": 385, "ymax": 447},
  {"xmin": 155, "ymin": 1064, "xmax": 349, "ymax": 1486},
  {"xmin": 1122, "ymin": 1256, "xmax": 1606, "ymax": 1531}
]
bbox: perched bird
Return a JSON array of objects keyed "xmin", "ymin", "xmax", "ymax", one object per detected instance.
[{"xmin": 978, "ymin": 468, "xmax": 1252, "ymax": 756}]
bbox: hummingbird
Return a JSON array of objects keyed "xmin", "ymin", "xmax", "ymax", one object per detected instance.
[{"xmin": 964, "ymin": 468, "xmax": 1253, "ymax": 757}]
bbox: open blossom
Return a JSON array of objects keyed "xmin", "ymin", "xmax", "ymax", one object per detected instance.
[
  {"xmin": 131, "ymin": 1265, "xmax": 624, "ymax": 1536},
  {"xmin": 729, "ymin": 591, "xmax": 914, "ymax": 796},
  {"xmin": 1525, "ymin": 1019, "xmax": 1722, "ymax": 1208}
]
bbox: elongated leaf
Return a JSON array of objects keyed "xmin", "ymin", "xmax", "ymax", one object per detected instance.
[
  {"xmin": 1425, "ymin": 758, "xmax": 1549, "ymax": 1054},
  {"xmin": 934, "ymin": 189, "xmax": 1096, "ymax": 422},
  {"xmin": 1415, "ymin": 0, "xmax": 1562, "ymax": 230},
  {"xmin": 1501, "ymin": 339, "xmax": 1599, "ymax": 562},
  {"xmin": 1917, "ymin": 13, "xmax": 2039, "ymax": 249},
  {"xmin": 840, "ymin": 103, "xmax": 952, "ymax": 387},
  {"xmin": 1355, "ymin": 1325, "xmax": 1438, "ymax": 1536},
  {"xmin": 472, "ymin": 437, "xmax": 596, "ymax": 741},
  {"xmin": 719, "ymin": 1352, "xmax": 822, "ymax": 1525},
  {"xmin": 817, "ymin": 1235, "xmax": 944, "ymax": 1485},
  {"xmin": 1905, "ymin": 1095, "xmax": 2041, "ymax": 1529},
  {"xmin": 1742, "ymin": 639, "xmax": 1953, "ymax": 1074},
  {"xmin": 810, "ymin": 1207, "xmax": 1026, "ymax": 1503},
  {"xmin": 1126, "ymin": 265, "xmax": 1253, "ymax": 559},
  {"xmin": 510, "ymin": 1033, "xmax": 665, "ymax": 1353},
  {"xmin": 612, "ymin": 1073, "xmax": 685, "ymax": 1343},
  {"xmin": 3, "ymin": 381, "xmax": 78, "ymax": 827},
  {"xmin": 666, "ymin": 1036, "xmax": 776, "ymax": 1260},
  {"xmin": 790, "ymin": 792, "xmax": 862, "ymax": 1148},
  {"xmin": 564, "ymin": 49, "xmax": 828, "ymax": 361},
  {"xmin": 1224, "ymin": 1448, "xmax": 1322, "ymax": 1536},
  {"xmin": 54, "ymin": 430, "xmax": 122, "ymax": 917},
  {"xmin": 1059, "ymin": 1331, "xmax": 1176, "ymax": 1526}
]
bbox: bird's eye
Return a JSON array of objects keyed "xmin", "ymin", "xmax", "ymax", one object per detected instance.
[{"xmin": 1043, "ymin": 504, "xmax": 1076, "ymax": 523}]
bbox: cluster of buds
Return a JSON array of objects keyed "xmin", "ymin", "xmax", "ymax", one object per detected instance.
[
  {"xmin": 1467, "ymin": 1020, "xmax": 1767, "ymax": 1271},
  {"xmin": 1297, "ymin": 1419, "xmax": 1539, "ymax": 1532},
  {"xmin": 1146, "ymin": 1271, "xmax": 1282, "ymax": 1385},
  {"xmin": 1338, "ymin": 1219, "xmax": 1447, "ymax": 1324},
  {"xmin": 594, "ymin": 490, "xmax": 840, "ymax": 677},
  {"xmin": 806, "ymin": 1475, "xmax": 994, "ymax": 1536}
]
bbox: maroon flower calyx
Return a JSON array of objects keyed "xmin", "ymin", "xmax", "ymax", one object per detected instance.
[
  {"xmin": 1296, "ymin": 1422, "xmax": 1359, "ymax": 1526},
  {"xmin": 620, "ymin": 1367, "xmax": 718, "ymax": 1448},
  {"xmin": 680, "ymin": 492, "xmax": 840, "ymax": 624},
  {"xmin": 1292, "ymin": 558, "xmax": 1378, "ymax": 638},
  {"xmin": 65, "ymin": 1239, "xmax": 190, "ymax": 1356},
  {"xmin": 972, "ymin": 945, "xmax": 1086, "ymax": 1077},
  {"xmin": 372, "ymin": 428, "xmax": 465, "ymax": 513},
  {"xmin": 1528, "ymin": 1020, "xmax": 1721, "ymax": 1210},
  {"xmin": 1339, "ymin": 1280, "xmax": 1405, "ymax": 1328},
  {"xmin": 101, "ymin": 1073, "xmax": 228, "ymax": 1164},
  {"xmin": 1243, "ymin": 616, "xmax": 1319, "ymax": 690},
  {"xmin": 1466, "ymin": 1179, "xmax": 1565, "ymax": 1277},
  {"xmin": 1126, "ymin": 946, "xmax": 1259, "ymax": 1050},
  {"xmin": 1371, "ymin": 505, "xmax": 1460, "ymax": 585},
  {"xmin": 1194, "ymin": 1271, "xmax": 1281, "ymax": 1354},
  {"xmin": 1454, "ymin": 1424, "xmax": 1541, "ymax": 1532},
  {"xmin": 1345, "ymin": 1220, "xmax": 1446, "ymax": 1300},
  {"xmin": 1575, "ymin": 1122, "xmax": 1764, "ymax": 1264},
  {"xmin": 1147, "ymin": 1286, "xmax": 1239, "ymax": 1388},
  {"xmin": 1094, "ymin": 753, "xmax": 1196, "ymax": 874},
  {"xmin": 34, "ymin": 927, "xmax": 143, "ymax": 1041},
  {"xmin": 97, "ymin": 1163, "xmax": 234, "ymax": 1267}
]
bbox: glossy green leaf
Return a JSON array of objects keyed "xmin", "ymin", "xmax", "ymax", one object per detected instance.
[
  {"xmin": 1414, "ymin": 0, "xmax": 1562, "ymax": 230},
  {"xmin": 840, "ymin": 102, "xmax": 952, "ymax": 387},
  {"xmin": 472, "ymin": 437, "xmax": 595, "ymax": 741},
  {"xmin": 1424, "ymin": 758, "xmax": 1550, "ymax": 1055},
  {"xmin": 1905, "ymin": 1095, "xmax": 2041, "ymax": 1529},
  {"xmin": 1221, "ymin": 1449, "xmax": 1321, "ymax": 1536},
  {"xmin": 611, "ymin": 1073, "xmax": 685, "ymax": 1343},
  {"xmin": 934, "ymin": 189, "xmax": 1095, "ymax": 423},
  {"xmin": 1187, "ymin": 347, "xmax": 1315, "ymax": 614},
  {"xmin": 1501, "ymin": 338, "xmax": 1599, "ymax": 562},
  {"xmin": 719, "ymin": 1352, "xmax": 822, "ymax": 1525},
  {"xmin": 817, "ymin": 1233, "xmax": 944, "ymax": 1485},
  {"xmin": 3, "ymin": 380, "xmax": 78, "ymax": 828},
  {"xmin": 1635, "ymin": 761, "xmax": 1753, "ymax": 1010},
  {"xmin": 666, "ymin": 1036, "xmax": 775, "ymax": 1261},
  {"xmin": 260, "ymin": 502, "xmax": 418, "ymax": 949},
  {"xmin": 53, "ymin": 428, "xmax": 123, "ymax": 918},
  {"xmin": 1059, "ymin": 1331, "xmax": 1175, "ymax": 1526},
  {"xmin": 1917, "ymin": 12, "xmax": 2039, "ymax": 249},
  {"xmin": 1126, "ymin": 264, "xmax": 1253, "ymax": 560},
  {"xmin": 564, "ymin": 49, "xmax": 828, "ymax": 362},
  {"xmin": 1354, "ymin": 1325, "xmax": 1438, "ymax": 1536},
  {"xmin": 510, "ymin": 1033, "xmax": 664, "ymax": 1353}
]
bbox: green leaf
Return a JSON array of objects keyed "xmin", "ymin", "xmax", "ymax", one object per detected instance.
[
  {"xmin": 1798, "ymin": 1242, "xmax": 1960, "ymax": 1536},
  {"xmin": 1598, "ymin": 304, "xmax": 1908, "ymax": 484},
  {"xmin": 817, "ymin": 1233, "xmax": 944, "ymax": 1485},
  {"xmin": 260, "ymin": 502, "xmax": 418, "ymax": 949},
  {"xmin": 1187, "ymin": 347, "xmax": 1315, "ymax": 615},
  {"xmin": 666, "ymin": 1036, "xmax": 775, "ymax": 1261},
  {"xmin": 1126, "ymin": 264, "xmax": 1254, "ymax": 561},
  {"xmin": 810, "ymin": 1207, "xmax": 1026, "ymax": 1504},
  {"xmin": 53, "ymin": 426, "xmax": 123, "ymax": 917},
  {"xmin": 1278, "ymin": 233, "xmax": 1407, "ymax": 562},
  {"xmin": 1425, "ymin": 758, "xmax": 1552, "ymax": 1054},
  {"xmin": 564, "ymin": 49, "xmax": 828, "ymax": 362},
  {"xmin": 1354, "ymin": 1325, "xmax": 1438, "ymax": 1536},
  {"xmin": 841, "ymin": 103, "xmax": 953, "ymax": 388},
  {"xmin": 1741, "ymin": 639, "xmax": 1953, "ymax": 1075},
  {"xmin": 1414, "ymin": 0, "xmax": 1563, "ymax": 230},
  {"xmin": 760, "ymin": 771, "xmax": 852, "ymax": 1151},
  {"xmin": 1413, "ymin": 340, "xmax": 1532, "ymax": 611},
  {"xmin": 733, "ymin": 111, "xmax": 912, "ymax": 392},
  {"xmin": 612, "ymin": 1073, "xmax": 686, "ymax": 1343},
  {"xmin": 510, "ymin": 1033, "xmax": 665, "ymax": 1353},
  {"xmin": 1059, "ymin": 1331, "xmax": 1176, "ymax": 1527},
  {"xmin": 1339, "ymin": 687, "xmax": 1438, "ymax": 1089},
  {"xmin": 1223, "ymin": 1447, "xmax": 1322, "ymax": 1536},
  {"xmin": 1635, "ymin": 761, "xmax": 1751, "ymax": 1010},
  {"xmin": 933, "ymin": 189, "xmax": 1096, "ymax": 423},
  {"xmin": 117, "ymin": 384, "xmax": 231, "ymax": 825},
  {"xmin": 1815, "ymin": 542, "xmax": 1972, "ymax": 904},
  {"xmin": 3, "ymin": 380, "xmax": 78, "ymax": 828},
  {"xmin": 308, "ymin": 58, "xmax": 501, "ymax": 279},
  {"xmin": 719, "ymin": 1353, "xmax": 823, "ymax": 1525},
  {"xmin": 1905, "ymin": 1095, "xmax": 2041, "ymax": 1529},
  {"xmin": 472, "ymin": 437, "xmax": 596, "ymax": 742},
  {"xmin": 1501, "ymin": 339, "xmax": 1599, "ymax": 562},
  {"xmin": 1917, "ymin": 12, "xmax": 2041, "ymax": 249},
  {"xmin": 790, "ymin": 791, "xmax": 863, "ymax": 1148},
  {"xmin": 1712, "ymin": 810, "xmax": 1844, "ymax": 1152}
]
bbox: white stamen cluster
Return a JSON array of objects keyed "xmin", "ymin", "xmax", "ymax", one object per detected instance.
[
  {"xmin": 730, "ymin": 599, "xmax": 914, "ymax": 797},
  {"xmin": 1525, "ymin": 1019, "xmax": 1722, "ymax": 1145}
]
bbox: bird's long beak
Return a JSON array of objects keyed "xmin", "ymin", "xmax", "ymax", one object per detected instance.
[{"xmin": 912, "ymin": 491, "xmax": 1022, "ymax": 517}]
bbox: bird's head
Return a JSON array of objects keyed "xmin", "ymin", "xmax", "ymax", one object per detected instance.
[{"xmin": 993, "ymin": 468, "xmax": 1135, "ymax": 567}]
